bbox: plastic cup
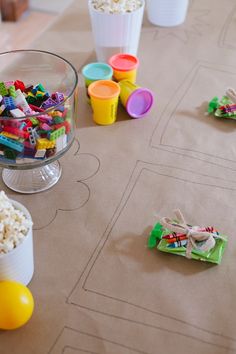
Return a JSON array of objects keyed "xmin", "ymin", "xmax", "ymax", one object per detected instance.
[
  {"xmin": 0, "ymin": 200, "xmax": 34, "ymax": 286},
  {"xmin": 108, "ymin": 54, "xmax": 139, "ymax": 83},
  {"xmin": 146, "ymin": 0, "xmax": 189, "ymax": 27},
  {"xmin": 119, "ymin": 80, "xmax": 154, "ymax": 118},
  {"xmin": 88, "ymin": 0, "xmax": 145, "ymax": 62},
  {"xmin": 88, "ymin": 80, "xmax": 120, "ymax": 125}
]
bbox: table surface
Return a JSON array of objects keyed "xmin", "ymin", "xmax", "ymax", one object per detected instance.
[{"xmin": 1, "ymin": 1, "xmax": 236, "ymax": 353}]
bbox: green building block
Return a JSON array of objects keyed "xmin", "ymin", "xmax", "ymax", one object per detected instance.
[
  {"xmin": 0, "ymin": 82, "xmax": 8, "ymax": 96},
  {"xmin": 4, "ymin": 148, "xmax": 17, "ymax": 160},
  {"xmin": 30, "ymin": 117, "xmax": 39, "ymax": 125},
  {"xmin": 53, "ymin": 116, "xmax": 64, "ymax": 124},
  {"xmin": 26, "ymin": 95, "xmax": 37, "ymax": 104},
  {"xmin": 36, "ymin": 83, "xmax": 46, "ymax": 92},
  {"xmin": 8, "ymin": 85, "xmax": 16, "ymax": 98},
  {"xmin": 49, "ymin": 126, "xmax": 66, "ymax": 141}
]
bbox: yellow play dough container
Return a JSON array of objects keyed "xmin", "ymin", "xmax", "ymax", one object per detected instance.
[
  {"xmin": 119, "ymin": 80, "xmax": 154, "ymax": 118},
  {"xmin": 88, "ymin": 80, "xmax": 120, "ymax": 125},
  {"xmin": 108, "ymin": 53, "xmax": 139, "ymax": 83}
]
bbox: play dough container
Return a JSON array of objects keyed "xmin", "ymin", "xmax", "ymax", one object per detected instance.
[
  {"xmin": 108, "ymin": 53, "xmax": 139, "ymax": 83},
  {"xmin": 119, "ymin": 80, "xmax": 154, "ymax": 118},
  {"xmin": 82, "ymin": 62, "xmax": 113, "ymax": 101},
  {"xmin": 82, "ymin": 62, "xmax": 113, "ymax": 87},
  {"xmin": 88, "ymin": 80, "xmax": 120, "ymax": 125}
]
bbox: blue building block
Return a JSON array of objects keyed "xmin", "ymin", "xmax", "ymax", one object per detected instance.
[
  {"xmin": 0, "ymin": 135, "xmax": 24, "ymax": 152},
  {"xmin": 3, "ymin": 96, "xmax": 16, "ymax": 111}
]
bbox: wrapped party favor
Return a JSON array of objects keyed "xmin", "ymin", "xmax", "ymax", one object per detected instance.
[{"xmin": 148, "ymin": 210, "xmax": 227, "ymax": 264}]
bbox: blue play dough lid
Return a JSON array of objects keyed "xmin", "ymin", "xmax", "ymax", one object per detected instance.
[{"xmin": 82, "ymin": 62, "xmax": 113, "ymax": 81}]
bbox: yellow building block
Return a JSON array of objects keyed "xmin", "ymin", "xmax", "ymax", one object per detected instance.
[
  {"xmin": 1, "ymin": 132, "xmax": 19, "ymax": 140},
  {"xmin": 36, "ymin": 138, "xmax": 55, "ymax": 150},
  {"xmin": 48, "ymin": 110, "xmax": 63, "ymax": 117}
]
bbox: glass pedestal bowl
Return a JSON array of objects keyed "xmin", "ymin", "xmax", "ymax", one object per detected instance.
[{"xmin": 0, "ymin": 50, "xmax": 78, "ymax": 193}]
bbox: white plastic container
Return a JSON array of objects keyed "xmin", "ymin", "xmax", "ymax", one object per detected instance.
[
  {"xmin": 88, "ymin": 0, "xmax": 145, "ymax": 62},
  {"xmin": 0, "ymin": 200, "xmax": 34, "ymax": 286},
  {"xmin": 146, "ymin": 0, "xmax": 189, "ymax": 27}
]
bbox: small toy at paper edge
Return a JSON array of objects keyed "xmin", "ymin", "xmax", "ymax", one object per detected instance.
[
  {"xmin": 148, "ymin": 209, "xmax": 227, "ymax": 264},
  {"xmin": 207, "ymin": 88, "xmax": 236, "ymax": 119}
]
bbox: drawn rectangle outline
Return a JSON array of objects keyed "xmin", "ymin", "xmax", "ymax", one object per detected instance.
[{"xmin": 67, "ymin": 161, "xmax": 236, "ymax": 352}]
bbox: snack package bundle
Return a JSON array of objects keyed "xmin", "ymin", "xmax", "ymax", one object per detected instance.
[
  {"xmin": 208, "ymin": 88, "xmax": 236, "ymax": 119},
  {"xmin": 148, "ymin": 210, "xmax": 227, "ymax": 264}
]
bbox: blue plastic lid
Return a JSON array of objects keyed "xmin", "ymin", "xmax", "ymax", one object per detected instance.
[{"xmin": 82, "ymin": 62, "xmax": 113, "ymax": 81}]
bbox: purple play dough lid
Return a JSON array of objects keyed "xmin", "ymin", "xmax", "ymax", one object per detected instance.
[{"xmin": 126, "ymin": 88, "xmax": 154, "ymax": 118}]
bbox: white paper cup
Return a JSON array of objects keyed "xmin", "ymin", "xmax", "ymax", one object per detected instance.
[
  {"xmin": 0, "ymin": 200, "xmax": 34, "ymax": 286},
  {"xmin": 88, "ymin": 0, "xmax": 145, "ymax": 62},
  {"xmin": 146, "ymin": 0, "xmax": 189, "ymax": 27}
]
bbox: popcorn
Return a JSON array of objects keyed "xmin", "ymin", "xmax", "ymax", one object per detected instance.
[
  {"xmin": 91, "ymin": 0, "xmax": 142, "ymax": 13},
  {"xmin": 0, "ymin": 191, "xmax": 32, "ymax": 255}
]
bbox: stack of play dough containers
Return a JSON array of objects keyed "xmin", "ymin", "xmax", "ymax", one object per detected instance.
[{"xmin": 82, "ymin": 53, "xmax": 154, "ymax": 125}]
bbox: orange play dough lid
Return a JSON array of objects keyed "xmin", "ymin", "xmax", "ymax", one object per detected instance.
[{"xmin": 88, "ymin": 80, "xmax": 120, "ymax": 99}]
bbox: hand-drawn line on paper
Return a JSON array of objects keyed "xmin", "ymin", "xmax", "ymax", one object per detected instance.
[
  {"xmin": 48, "ymin": 326, "xmax": 149, "ymax": 354},
  {"xmin": 154, "ymin": 9, "xmax": 210, "ymax": 44},
  {"xmin": 143, "ymin": 8, "xmax": 209, "ymax": 44},
  {"xmin": 218, "ymin": 3, "xmax": 236, "ymax": 49},
  {"xmin": 2, "ymin": 139, "xmax": 101, "ymax": 230},
  {"xmin": 149, "ymin": 60, "xmax": 236, "ymax": 170},
  {"xmin": 66, "ymin": 161, "xmax": 236, "ymax": 353},
  {"xmin": 63, "ymin": 347, "xmax": 97, "ymax": 354}
]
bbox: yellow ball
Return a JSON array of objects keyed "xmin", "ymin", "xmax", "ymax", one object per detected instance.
[{"xmin": 0, "ymin": 280, "xmax": 34, "ymax": 330}]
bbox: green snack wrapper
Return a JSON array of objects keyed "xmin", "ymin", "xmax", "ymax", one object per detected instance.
[
  {"xmin": 148, "ymin": 210, "xmax": 227, "ymax": 264},
  {"xmin": 208, "ymin": 95, "xmax": 232, "ymax": 115}
]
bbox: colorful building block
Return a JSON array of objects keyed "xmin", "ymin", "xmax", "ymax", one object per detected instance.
[
  {"xmin": 14, "ymin": 80, "xmax": 26, "ymax": 92},
  {"xmin": 0, "ymin": 135, "xmax": 24, "ymax": 152},
  {"xmin": 1, "ymin": 132, "xmax": 20, "ymax": 140},
  {"xmin": 53, "ymin": 120, "xmax": 70, "ymax": 134},
  {"xmin": 0, "ymin": 104, "xmax": 6, "ymax": 115},
  {"xmin": 41, "ymin": 97, "xmax": 57, "ymax": 109},
  {"xmin": 34, "ymin": 149, "xmax": 46, "ymax": 158},
  {"xmin": 4, "ymin": 148, "xmax": 17, "ymax": 160},
  {"xmin": 54, "ymin": 92, "xmax": 64, "ymax": 103},
  {"xmin": 40, "ymin": 123, "xmax": 51, "ymax": 131},
  {"xmin": 3, "ymin": 97, "xmax": 15, "ymax": 111},
  {"xmin": 27, "ymin": 127, "xmax": 36, "ymax": 146},
  {"xmin": 0, "ymin": 82, "xmax": 8, "ymax": 96},
  {"xmin": 53, "ymin": 116, "xmax": 64, "ymax": 124},
  {"xmin": 36, "ymin": 83, "xmax": 46, "ymax": 93},
  {"xmin": 4, "ymin": 81, "xmax": 14, "ymax": 88},
  {"xmin": 56, "ymin": 134, "xmax": 67, "ymax": 152},
  {"xmin": 10, "ymin": 108, "xmax": 25, "ymax": 118},
  {"xmin": 36, "ymin": 138, "xmax": 55, "ymax": 150},
  {"xmin": 8, "ymin": 85, "xmax": 16, "ymax": 98},
  {"xmin": 15, "ymin": 89, "xmax": 31, "ymax": 114},
  {"xmin": 4, "ymin": 126, "xmax": 29, "ymax": 139},
  {"xmin": 49, "ymin": 126, "xmax": 66, "ymax": 141}
]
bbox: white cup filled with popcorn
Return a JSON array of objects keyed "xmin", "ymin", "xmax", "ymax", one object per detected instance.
[
  {"xmin": 0, "ymin": 191, "xmax": 34, "ymax": 285},
  {"xmin": 88, "ymin": 0, "xmax": 145, "ymax": 62}
]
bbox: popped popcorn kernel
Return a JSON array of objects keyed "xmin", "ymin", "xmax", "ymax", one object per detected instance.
[
  {"xmin": 91, "ymin": 0, "xmax": 143, "ymax": 14},
  {"xmin": 0, "ymin": 191, "xmax": 32, "ymax": 255}
]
